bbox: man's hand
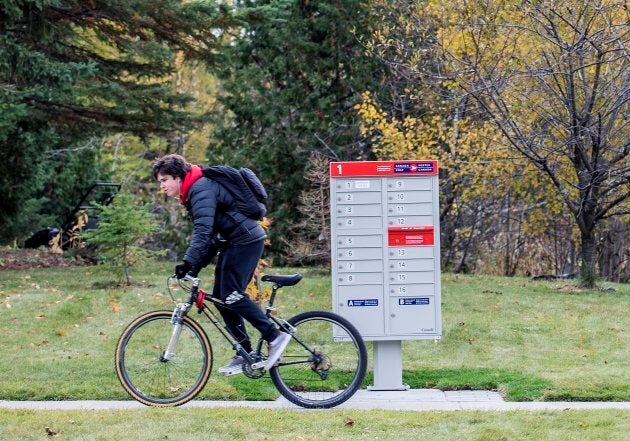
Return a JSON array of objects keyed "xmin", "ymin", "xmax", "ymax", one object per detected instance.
[{"xmin": 175, "ymin": 261, "xmax": 192, "ymax": 279}]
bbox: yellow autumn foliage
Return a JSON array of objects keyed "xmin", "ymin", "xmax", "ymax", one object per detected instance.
[
  {"xmin": 355, "ymin": 88, "xmax": 566, "ymax": 239},
  {"xmin": 353, "ymin": 0, "xmax": 595, "ymax": 248}
]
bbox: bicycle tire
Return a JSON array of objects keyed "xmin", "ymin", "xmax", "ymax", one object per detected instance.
[
  {"xmin": 115, "ymin": 310, "xmax": 213, "ymax": 407},
  {"xmin": 269, "ymin": 310, "xmax": 367, "ymax": 408}
]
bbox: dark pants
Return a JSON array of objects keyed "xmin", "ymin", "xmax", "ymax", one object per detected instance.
[{"xmin": 211, "ymin": 238, "xmax": 277, "ymax": 352}]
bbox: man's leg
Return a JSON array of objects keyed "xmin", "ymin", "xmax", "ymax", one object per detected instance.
[
  {"xmin": 212, "ymin": 252, "xmax": 253, "ymax": 353},
  {"xmin": 218, "ymin": 239, "xmax": 278, "ymax": 342}
]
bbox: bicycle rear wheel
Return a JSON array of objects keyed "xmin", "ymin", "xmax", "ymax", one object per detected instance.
[
  {"xmin": 269, "ymin": 310, "xmax": 367, "ymax": 408},
  {"xmin": 115, "ymin": 310, "xmax": 213, "ymax": 407}
]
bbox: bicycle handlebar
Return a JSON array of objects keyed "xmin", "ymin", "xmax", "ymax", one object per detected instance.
[{"xmin": 168, "ymin": 274, "xmax": 201, "ymax": 305}]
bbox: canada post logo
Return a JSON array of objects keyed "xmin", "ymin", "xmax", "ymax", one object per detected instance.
[{"xmin": 394, "ymin": 162, "xmax": 435, "ymax": 173}]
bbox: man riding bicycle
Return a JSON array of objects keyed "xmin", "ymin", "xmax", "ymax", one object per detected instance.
[{"xmin": 153, "ymin": 154, "xmax": 290, "ymax": 374}]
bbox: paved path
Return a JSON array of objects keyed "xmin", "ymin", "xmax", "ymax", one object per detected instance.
[{"xmin": 2, "ymin": 390, "xmax": 629, "ymax": 411}]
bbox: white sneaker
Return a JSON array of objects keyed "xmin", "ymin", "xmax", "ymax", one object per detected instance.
[
  {"xmin": 264, "ymin": 332, "xmax": 291, "ymax": 370},
  {"xmin": 218, "ymin": 351, "xmax": 255, "ymax": 376}
]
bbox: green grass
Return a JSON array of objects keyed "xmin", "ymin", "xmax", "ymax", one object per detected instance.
[
  {"xmin": 400, "ymin": 368, "xmax": 552, "ymax": 401},
  {"xmin": 1, "ymin": 408, "xmax": 629, "ymax": 441},
  {"xmin": 0, "ymin": 262, "xmax": 628, "ymax": 402}
]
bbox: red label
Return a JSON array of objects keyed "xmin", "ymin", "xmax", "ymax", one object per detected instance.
[
  {"xmin": 388, "ymin": 226, "xmax": 434, "ymax": 246},
  {"xmin": 330, "ymin": 160, "xmax": 438, "ymax": 177}
]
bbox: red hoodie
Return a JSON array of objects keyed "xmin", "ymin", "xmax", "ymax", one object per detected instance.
[{"xmin": 179, "ymin": 165, "xmax": 203, "ymax": 205}]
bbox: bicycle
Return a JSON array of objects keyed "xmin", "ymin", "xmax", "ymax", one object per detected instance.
[{"xmin": 115, "ymin": 273, "xmax": 368, "ymax": 409}]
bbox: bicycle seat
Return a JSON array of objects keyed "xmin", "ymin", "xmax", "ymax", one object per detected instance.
[{"xmin": 261, "ymin": 273, "xmax": 302, "ymax": 286}]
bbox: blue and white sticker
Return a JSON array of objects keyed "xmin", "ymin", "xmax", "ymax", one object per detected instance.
[
  {"xmin": 398, "ymin": 297, "xmax": 430, "ymax": 306},
  {"xmin": 347, "ymin": 299, "xmax": 379, "ymax": 307},
  {"xmin": 394, "ymin": 162, "xmax": 435, "ymax": 174}
]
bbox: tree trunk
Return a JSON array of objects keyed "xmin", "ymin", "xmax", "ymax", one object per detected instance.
[
  {"xmin": 123, "ymin": 243, "xmax": 131, "ymax": 285},
  {"xmin": 598, "ymin": 219, "xmax": 629, "ymax": 283},
  {"xmin": 454, "ymin": 207, "xmax": 480, "ymax": 274},
  {"xmin": 504, "ymin": 192, "xmax": 511, "ymax": 276},
  {"xmin": 579, "ymin": 228, "xmax": 597, "ymax": 288}
]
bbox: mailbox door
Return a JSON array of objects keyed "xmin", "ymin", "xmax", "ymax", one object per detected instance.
[
  {"xmin": 336, "ymin": 285, "xmax": 385, "ymax": 336},
  {"xmin": 389, "ymin": 296, "xmax": 437, "ymax": 334}
]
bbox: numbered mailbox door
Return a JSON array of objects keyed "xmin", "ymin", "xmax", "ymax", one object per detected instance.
[
  {"xmin": 336, "ymin": 285, "xmax": 385, "ymax": 337},
  {"xmin": 389, "ymin": 297, "xmax": 437, "ymax": 335}
]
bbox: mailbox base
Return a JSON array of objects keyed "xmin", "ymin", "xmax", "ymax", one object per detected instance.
[{"xmin": 368, "ymin": 340, "xmax": 410, "ymax": 391}]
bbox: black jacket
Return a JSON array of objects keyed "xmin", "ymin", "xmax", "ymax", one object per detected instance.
[{"xmin": 183, "ymin": 176, "xmax": 265, "ymax": 271}]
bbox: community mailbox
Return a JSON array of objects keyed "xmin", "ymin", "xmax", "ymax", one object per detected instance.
[{"xmin": 330, "ymin": 160, "xmax": 442, "ymax": 390}]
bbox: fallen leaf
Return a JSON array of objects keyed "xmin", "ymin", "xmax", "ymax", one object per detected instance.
[
  {"xmin": 343, "ymin": 416, "xmax": 354, "ymax": 427},
  {"xmin": 44, "ymin": 427, "xmax": 60, "ymax": 437}
]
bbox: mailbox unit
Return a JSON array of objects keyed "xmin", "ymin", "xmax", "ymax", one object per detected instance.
[{"xmin": 330, "ymin": 160, "xmax": 442, "ymax": 343}]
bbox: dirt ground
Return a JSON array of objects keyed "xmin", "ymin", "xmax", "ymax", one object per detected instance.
[{"xmin": 0, "ymin": 247, "xmax": 91, "ymax": 270}]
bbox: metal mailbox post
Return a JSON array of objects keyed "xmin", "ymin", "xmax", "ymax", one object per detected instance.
[{"xmin": 330, "ymin": 160, "xmax": 442, "ymax": 390}]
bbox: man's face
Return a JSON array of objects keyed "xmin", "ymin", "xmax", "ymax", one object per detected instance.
[{"xmin": 157, "ymin": 173, "xmax": 182, "ymax": 198}]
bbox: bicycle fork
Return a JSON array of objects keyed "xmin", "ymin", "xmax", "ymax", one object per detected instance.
[{"xmin": 160, "ymin": 303, "xmax": 189, "ymax": 362}]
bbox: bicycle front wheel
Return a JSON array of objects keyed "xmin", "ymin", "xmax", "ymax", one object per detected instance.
[
  {"xmin": 115, "ymin": 310, "xmax": 213, "ymax": 407},
  {"xmin": 269, "ymin": 310, "xmax": 367, "ymax": 408}
]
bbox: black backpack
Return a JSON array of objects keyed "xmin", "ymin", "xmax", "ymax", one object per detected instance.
[{"xmin": 202, "ymin": 165, "xmax": 268, "ymax": 220}]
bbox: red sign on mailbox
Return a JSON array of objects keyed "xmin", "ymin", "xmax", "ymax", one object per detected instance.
[
  {"xmin": 388, "ymin": 226, "xmax": 435, "ymax": 246},
  {"xmin": 330, "ymin": 160, "xmax": 438, "ymax": 177}
]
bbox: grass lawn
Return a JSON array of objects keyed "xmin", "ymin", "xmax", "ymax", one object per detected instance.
[
  {"xmin": 1, "ymin": 408, "xmax": 629, "ymax": 441},
  {"xmin": 0, "ymin": 261, "xmax": 628, "ymax": 402}
]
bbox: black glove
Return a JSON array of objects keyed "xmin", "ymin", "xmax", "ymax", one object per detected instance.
[{"xmin": 175, "ymin": 261, "xmax": 193, "ymax": 279}]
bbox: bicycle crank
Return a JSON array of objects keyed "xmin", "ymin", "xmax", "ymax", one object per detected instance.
[{"xmin": 243, "ymin": 362, "xmax": 265, "ymax": 379}]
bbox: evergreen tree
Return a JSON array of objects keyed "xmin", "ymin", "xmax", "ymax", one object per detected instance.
[
  {"xmin": 207, "ymin": 0, "xmax": 386, "ymax": 260},
  {"xmin": 0, "ymin": 0, "xmax": 235, "ymax": 243},
  {"xmin": 83, "ymin": 192, "xmax": 160, "ymax": 284}
]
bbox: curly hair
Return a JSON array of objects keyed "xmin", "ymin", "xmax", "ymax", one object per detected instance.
[{"xmin": 152, "ymin": 154, "xmax": 192, "ymax": 180}]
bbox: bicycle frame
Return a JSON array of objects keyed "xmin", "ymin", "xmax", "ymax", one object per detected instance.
[{"xmin": 167, "ymin": 274, "xmax": 311, "ymax": 373}]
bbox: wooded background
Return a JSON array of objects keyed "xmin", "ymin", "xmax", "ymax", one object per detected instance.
[{"xmin": 1, "ymin": 0, "xmax": 627, "ymax": 284}]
